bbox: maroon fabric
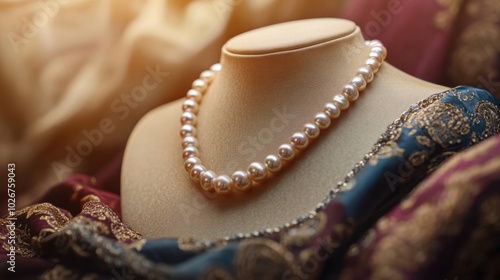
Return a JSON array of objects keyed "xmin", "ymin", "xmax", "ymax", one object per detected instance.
[{"xmin": 339, "ymin": 134, "xmax": 500, "ymax": 279}]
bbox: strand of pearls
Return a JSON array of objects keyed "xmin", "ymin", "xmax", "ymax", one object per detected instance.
[{"xmin": 180, "ymin": 40, "xmax": 386, "ymax": 194}]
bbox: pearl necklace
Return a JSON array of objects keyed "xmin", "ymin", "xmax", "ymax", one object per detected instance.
[{"xmin": 180, "ymin": 40, "xmax": 386, "ymax": 194}]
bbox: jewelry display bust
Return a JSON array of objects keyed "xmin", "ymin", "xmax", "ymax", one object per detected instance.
[{"xmin": 121, "ymin": 18, "xmax": 447, "ymax": 239}]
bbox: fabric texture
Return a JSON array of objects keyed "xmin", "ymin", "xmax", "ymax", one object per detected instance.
[{"xmin": 1, "ymin": 86, "xmax": 499, "ymax": 279}]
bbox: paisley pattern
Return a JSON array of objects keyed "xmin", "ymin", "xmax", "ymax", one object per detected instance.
[{"xmin": 0, "ymin": 86, "xmax": 499, "ymax": 279}]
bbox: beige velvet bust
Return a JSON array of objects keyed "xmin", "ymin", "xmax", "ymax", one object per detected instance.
[{"xmin": 121, "ymin": 18, "xmax": 448, "ymax": 239}]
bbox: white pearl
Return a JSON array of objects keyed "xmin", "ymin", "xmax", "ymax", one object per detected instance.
[
  {"xmin": 180, "ymin": 124, "xmax": 197, "ymax": 138},
  {"xmin": 182, "ymin": 136, "xmax": 198, "ymax": 149},
  {"xmin": 184, "ymin": 157, "xmax": 201, "ymax": 172},
  {"xmin": 192, "ymin": 79, "xmax": 208, "ymax": 93},
  {"xmin": 232, "ymin": 171, "xmax": 251, "ymax": 191},
  {"xmin": 181, "ymin": 112, "xmax": 197, "ymax": 126},
  {"xmin": 291, "ymin": 132, "xmax": 309, "ymax": 150},
  {"xmin": 213, "ymin": 175, "xmax": 232, "ymax": 194},
  {"xmin": 372, "ymin": 45, "xmax": 387, "ymax": 59},
  {"xmin": 357, "ymin": 67, "xmax": 374, "ymax": 83},
  {"xmin": 182, "ymin": 99, "xmax": 199, "ymax": 113},
  {"xmin": 365, "ymin": 58, "xmax": 381, "ymax": 73},
  {"xmin": 278, "ymin": 144, "xmax": 296, "ymax": 161},
  {"xmin": 264, "ymin": 155, "xmax": 282, "ymax": 173},
  {"xmin": 351, "ymin": 76, "xmax": 367, "ymax": 91},
  {"xmin": 190, "ymin": 164, "xmax": 206, "ymax": 182},
  {"xmin": 200, "ymin": 70, "xmax": 215, "ymax": 83},
  {"xmin": 324, "ymin": 102, "xmax": 341, "ymax": 119},
  {"xmin": 303, "ymin": 123, "xmax": 320, "ymax": 139},
  {"xmin": 314, "ymin": 112, "xmax": 331, "ymax": 130},
  {"xmin": 369, "ymin": 40, "xmax": 382, "ymax": 47},
  {"xmin": 186, "ymin": 89, "xmax": 202, "ymax": 103},
  {"xmin": 247, "ymin": 162, "xmax": 268, "ymax": 182},
  {"xmin": 200, "ymin": 170, "xmax": 216, "ymax": 191},
  {"xmin": 369, "ymin": 51, "xmax": 383, "ymax": 63},
  {"xmin": 210, "ymin": 63, "xmax": 222, "ymax": 72},
  {"xmin": 333, "ymin": 94, "xmax": 350, "ymax": 110},
  {"xmin": 182, "ymin": 146, "xmax": 199, "ymax": 160},
  {"xmin": 341, "ymin": 84, "xmax": 359, "ymax": 102}
]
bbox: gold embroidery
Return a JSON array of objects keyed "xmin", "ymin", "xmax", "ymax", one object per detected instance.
[
  {"xmin": 409, "ymin": 150, "xmax": 428, "ymax": 166},
  {"xmin": 79, "ymin": 200, "xmax": 143, "ymax": 242},
  {"xmin": 474, "ymin": 100, "xmax": 500, "ymax": 138},
  {"xmin": 0, "ymin": 220, "xmax": 37, "ymax": 257},
  {"xmin": 407, "ymin": 102, "xmax": 470, "ymax": 148},
  {"xmin": 456, "ymin": 89, "xmax": 476, "ymax": 102},
  {"xmin": 234, "ymin": 239, "xmax": 294, "ymax": 280},
  {"xmin": 369, "ymin": 141, "xmax": 405, "ymax": 166},
  {"xmin": 416, "ymin": 135, "xmax": 433, "ymax": 149},
  {"xmin": 21, "ymin": 203, "xmax": 72, "ymax": 230},
  {"xmin": 0, "ymin": 203, "xmax": 72, "ymax": 256}
]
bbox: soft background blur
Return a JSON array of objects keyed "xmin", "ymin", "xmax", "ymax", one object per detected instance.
[{"xmin": 0, "ymin": 0, "xmax": 498, "ymax": 210}]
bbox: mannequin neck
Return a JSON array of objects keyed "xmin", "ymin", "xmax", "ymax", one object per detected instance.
[{"xmin": 200, "ymin": 19, "xmax": 368, "ymax": 175}]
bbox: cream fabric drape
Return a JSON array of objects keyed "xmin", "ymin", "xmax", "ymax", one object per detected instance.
[{"xmin": 0, "ymin": 0, "xmax": 344, "ymax": 208}]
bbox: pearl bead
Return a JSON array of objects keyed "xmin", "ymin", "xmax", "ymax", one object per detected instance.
[
  {"xmin": 210, "ymin": 63, "xmax": 222, "ymax": 72},
  {"xmin": 291, "ymin": 132, "xmax": 309, "ymax": 150},
  {"xmin": 186, "ymin": 89, "xmax": 202, "ymax": 103},
  {"xmin": 333, "ymin": 94, "xmax": 350, "ymax": 110},
  {"xmin": 369, "ymin": 51, "xmax": 383, "ymax": 63},
  {"xmin": 357, "ymin": 66, "xmax": 374, "ymax": 83},
  {"xmin": 200, "ymin": 70, "xmax": 215, "ymax": 83},
  {"xmin": 365, "ymin": 58, "xmax": 381, "ymax": 73},
  {"xmin": 369, "ymin": 40, "xmax": 382, "ymax": 47},
  {"xmin": 303, "ymin": 123, "xmax": 320, "ymax": 139},
  {"xmin": 351, "ymin": 76, "xmax": 367, "ymax": 91},
  {"xmin": 247, "ymin": 162, "xmax": 268, "ymax": 182},
  {"xmin": 372, "ymin": 45, "xmax": 387, "ymax": 59},
  {"xmin": 232, "ymin": 171, "xmax": 251, "ymax": 191},
  {"xmin": 181, "ymin": 112, "xmax": 197, "ymax": 126},
  {"xmin": 314, "ymin": 112, "xmax": 331, "ymax": 130},
  {"xmin": 341, "ymin": 84, "xmax": 359, "ymax": 102},
  {"xmin": 184, "ymin": 157, "xmax": 201, "ymax": 172},
  {"xmin": 192, "ymin": 79, "xmax": 208, "ymax": 93},
  {"xmin": 213, "ymin": 175, "xmax": 232, "ymax": 194},
  {"xmin": 324, "ymin": 102, "xmax": 341, "ymax": 119},
  {"xmin": 200, "ymin": 170, "xmax": 216, "ymax": 191},
  {"xmin": 182, "ymin": 146, "xmax": 199, "ymax": 159},
  {"xmin": 182, "ymin": 99, "xmax": 199, "ymax": 113},
  {"xmin": 278, "ymin": 144, "xmax": 296, "ymax": 161},
  {"xmin": 264, "ymin": 155, "xmax": 282, "ymax": 173},
  {"xmin": 190, "ymin": 164, "xmax": 206, "ymax": 182},
  {"xmin": 180, "ymin": 124, "xmax": 197, "ymax": 138},
  {"xmin": 182, "ymin": 136, "xmax": 198, "ymax": 149}
]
